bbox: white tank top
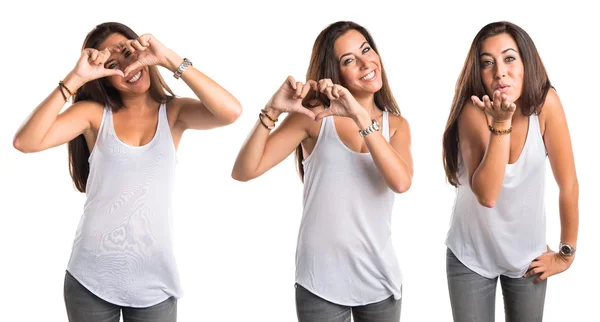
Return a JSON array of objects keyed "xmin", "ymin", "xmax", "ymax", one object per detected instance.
[
  {"xmin": 67, "ymin": 103, "xmax": 183, "ymax": 307},
  {"xmin": 446, "ymin": 115, "xmax": 547, "ymax": 278},
  {"xmin": 296, "ymin": 111, "xmax": 403, "ymax": 306}
]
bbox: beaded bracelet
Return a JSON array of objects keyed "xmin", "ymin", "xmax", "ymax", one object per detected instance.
[
  {"xmin": 258, "ymin": 113, "xmax": 275, "ymax": 130},
  {"xmin": 260, "ymin": 108, "xmax": 278, "ymax": 122},
  {"xmin": 488, "ymin": 124, "xmax": 512, "ymax": 135}
]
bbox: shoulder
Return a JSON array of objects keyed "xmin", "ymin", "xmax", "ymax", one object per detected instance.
[
  {"xmin": 388, "ymin": 113, "xmax": 410, "ymax": 138},
  {"xmin": 69, "ymin": 100, "xmax": 105, "ymax": 122},
  {"xmin": 538, "ymin": 88, "xmax": 564, "ymax": 135},
  {"xmin": 538, "ymin": 87, "xmax": 562, "ymax": 117}
]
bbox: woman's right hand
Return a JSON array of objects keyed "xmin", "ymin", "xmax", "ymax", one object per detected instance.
[
  {"xmin": 471, "ymin": 90, "xmax": 516, "ymax": 123},
  {"xmin": 264, "ymin": 76, "xmax": 317, "ymax": 119},
  {"xmin": 69, "ymin": 48, "xmax": 124, "ymax": 86}
]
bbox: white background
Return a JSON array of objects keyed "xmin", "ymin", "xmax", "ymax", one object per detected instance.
[{"xmin": 1, "ymin": 0, "xmax": 597, "ymax": 321}]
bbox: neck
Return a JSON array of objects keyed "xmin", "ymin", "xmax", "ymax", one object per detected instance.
[
  {"xmin": 120, "ymin": 93, "xmax": 157, "ymax": 113},
  {"xmin": 354, "ymin": 92, "xmax": 380, "ymax": 117}
]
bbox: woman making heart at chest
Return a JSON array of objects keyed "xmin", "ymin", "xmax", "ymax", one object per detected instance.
[
  {"xmin": 232, "ymin": 21, "xmax": 413, "ymax": 322},
  {"xmin": 13, "ymin": 22, "xmax": 242, "ymax": 322}
]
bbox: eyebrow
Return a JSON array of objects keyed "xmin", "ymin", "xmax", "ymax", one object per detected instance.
[
  {"xmin": 480, "ymin": 48, "xmax": 518, "ymax": 57},
  {"xmin": 339, "ymin": 41, "xmax": 369, "ymax": 61}
]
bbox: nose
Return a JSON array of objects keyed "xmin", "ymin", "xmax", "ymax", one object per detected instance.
[
  {"xmin": 494, "ymin": 61, "xmax": 506, "ymax": 79},
  {"xmin": 356, "ymin": 56, "xmax": 369, "ymax": 70}
]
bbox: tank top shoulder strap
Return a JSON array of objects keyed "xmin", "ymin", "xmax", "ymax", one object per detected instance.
[
  {"xmin": 529, "ymin": 114, "xmax": 546, "ymax": 154},
  {"xmin": 382, "ymin": 111, "xmax": 390, "ymax": 141}
]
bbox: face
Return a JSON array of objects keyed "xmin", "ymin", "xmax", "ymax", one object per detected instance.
[
  {"xmin": 333, "ymin": 29, "xmax": 382, "ymax": 96},
  {"xmin": 479, "ymin": 33, "xmax": 524, "ymax": 103},
  {"xmin": 97, "ymin": 33, "xmax": 151, "ymax": 95}
]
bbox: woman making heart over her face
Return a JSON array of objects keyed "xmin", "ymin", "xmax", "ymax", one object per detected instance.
[
  {"xmin": 13, "ymin": 22, "xmax": 241, "ymax": 321},
  {"xmin": 232, "ymin": 21, "xmax": 413, "ymax": 322}
]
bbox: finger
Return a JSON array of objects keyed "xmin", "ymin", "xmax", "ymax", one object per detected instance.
[
  {"xmin": 315, "ymin": 109, "xmax": 333, "ymax": 121},
  {"xmin": 318, "ymin": 79, "xmax": 332, "ymax": 92},
  {"xmin": 332, "ymin": 85, "xmax": 340, "ymax": 99},
  {"xmin": 103, "ymin": 68, "xmax": 124, "ymax": 78},
  {"xmin": 471, "ymin": 96, "xmax": 486, "ymax": 110},
  {"xmin": 89, "ymin": 49, "xmax": 100, "ymax": 63},
  {"xmin": 533, "ymin": 271, "xmax": 550, "ymax": 284},
  {"xmin": 492, "ymin": 90, "xmax": 501, "ymax": 109},
  {"xmin": 528, "ymin": 260, "xmax": 543, "ymax": 270},
  {"xmin": 500, "ymin": 94, "xmax": 512, "ymax": 110},
  {"xmin": 92, "ymin": 48, "xmax": 110, "ymax": 66},
  {"xmin": 299, "ymin": 82, "xmax": 312, "ymax": 99},
  {"xmin": 294, "ymin": 82, "xmax": 304, "ymax": 99},
  {"xmin": 524, "ymin": 266, "xmax": 544, "ymax": 278},
  {"xmin": 138, "ymin": 35, "xmax": 151, "ymax": 47},
  {"xmin": 123, "ymin": 62, "xmax": 143, "ymax": 78},
  {"xmin": 286, "ymin": 76, "xmax": 297, "ymax": 90},
  {"xmin": 294, "ymin": 107, "xmax": 316, "ymax": 120},
  {"xmin": 482, "ymin": 95, "xmax": 493, "ymax": 110},
  {"xmin": 131, "ymin": 39, "xmax": 145, "ymax": 51},
  {"xmin": 306, "ymin": 79, "xmax": 318, "ymax": 91},
  {"xmin": 324, "ymin": 86, "xmax": 336, "ymax": 101}
]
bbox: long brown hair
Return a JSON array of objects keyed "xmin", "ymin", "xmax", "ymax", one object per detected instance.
[
  {"xmin": 442, "ymin": 21, "xmax": 551, "ymax": 187},
  {"xmin": 68, "ymin": 22, "xmax": 175, "ymax": 192},
  {"xmin": 295, "ymin": 21, "xmax": 400, "ymax": 181}
]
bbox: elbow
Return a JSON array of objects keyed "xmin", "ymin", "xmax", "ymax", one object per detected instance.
[
  {"xmin": 12, "ymin": 137, "xmax": 36, "ymax": 153},
  {"xmin": 391, "ymin": 179, "xmax": 412, "ymax": 194},
  {"xmin": 477, "ymin": 196, "xmax": 496, "ymax": 208},
  {"xmin": 224, "ymin": 104, "xmax": 242, "ymax": 125},
  {"xmin": 231, "ymin": 169, "xmax": 253, "ymax": 182}
]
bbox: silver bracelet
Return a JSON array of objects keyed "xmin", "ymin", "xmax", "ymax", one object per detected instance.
[{"xmin": 173, "ymin": 58, "xmax": 192, "ymax": 79}]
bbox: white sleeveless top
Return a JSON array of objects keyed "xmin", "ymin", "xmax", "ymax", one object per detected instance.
[
  {"xmin": 446, "ymin": 115, "xmax": 547, "ymax": 278},
  {"xmin": 67, "ymin": 103, "xmax": 183, "ymax": 307},
  {"xmin": 296, "ymin": 112, "xmax": 403, "ymax": 306}
]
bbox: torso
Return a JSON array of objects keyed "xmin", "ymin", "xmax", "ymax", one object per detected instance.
[
  {"xmin": 301, "ymin": 104, "xmax": 398, "ymax": 158},
  {"xmin": 81, "ymin": 98, "xmax": 188, "ymax": 153}
]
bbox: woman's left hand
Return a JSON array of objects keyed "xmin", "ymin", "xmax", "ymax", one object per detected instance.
[
  {"xmin": 524, "ymin": 247, "xmax": 574, "ymax": 283},
  {"xmin": 314, "ymin": 79, "xmax": 367, "ymax": 122},
  {"xmin": 117, "ymin": 34, "xmax": 172, "ymax": 77}
]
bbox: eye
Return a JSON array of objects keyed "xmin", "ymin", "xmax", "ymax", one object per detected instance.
[
  {"xmin": 343, "ymin": 58, "xmax": 354, "ymax": 66},
  {"xmin": 105, "ymin": 61, "xmax": 119, "ymax": 69},
  {"xmin": 481, "ymin": 60, "xmax": 494, "ymax": 68},
  {"xmin": 362, "ymin": 47, "xmax": 371, "ymax": 54},
  {"xmin": 505, "ymin": 56, "xmax": 516, "ymax": 62}
]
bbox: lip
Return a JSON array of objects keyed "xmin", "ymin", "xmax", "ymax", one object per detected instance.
[
  {"xmin": 125, "ymin": 69, "xmax": 143, "ymax": 84},
  {"xmin": 359, "ymin": 69, "xmax": 377, "ymax": 82},
  {"xmin": 493, "ymin": 84, "xmax": 510, "ymax": 93}
]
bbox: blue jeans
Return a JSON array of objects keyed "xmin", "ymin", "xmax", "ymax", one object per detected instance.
[
  {"xmin": 295, "ymin": 283, "xmax": 401, "ymax": 322},
  {"xmin": 446, "ymin": 248, "xmax": 546, "ymax": 322},
  {"xmin": 63, "ymin": 271, "xmax": 177, "ymax": 322}
]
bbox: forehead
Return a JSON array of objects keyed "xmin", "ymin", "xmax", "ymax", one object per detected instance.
[
  {"xmin": 97, "ymin": 33, "xmax": 129, "ymax": 51},
  {"xmin": 480, "ymin": 33, "xmax": 518, "ymax": 54},
  {"xmin": 334, "ymin": 29, "xmax": 368, "ymax": 57}
]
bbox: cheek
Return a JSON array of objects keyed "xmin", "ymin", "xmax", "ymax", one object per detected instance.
[{"xmin": 106, "ymin": 75, "xmax": 122, "ymax": 87}]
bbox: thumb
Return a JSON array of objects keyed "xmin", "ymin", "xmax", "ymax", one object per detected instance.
[
  {"xmin": 315, "ymin": 109, "xmax": 332, "ymax": 121},
  {"xmin": 123, "ymin": 62, "xmax": 143, "ymax": 78},
  {"xmin": 104, "ymin": 68, "xmax": 124, "ymax": 78}
]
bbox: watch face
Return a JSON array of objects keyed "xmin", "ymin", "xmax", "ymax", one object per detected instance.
[
  {"xmin": 373, "ymin": 120, "xmax": 380, "ymax": 131},
  {"xmin": 560, "ymin": 245, "xmax": 572, "ymax": 255}
]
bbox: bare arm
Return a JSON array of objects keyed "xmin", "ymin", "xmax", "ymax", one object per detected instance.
[
  {"xmin": 120, "ymin": 34, "xmax": 242, "ymax": 131},
  {"xmin": 524, "ymin": 89, "xmax": 578, "ymax": 283},
  {"xmin": 355, "ymin": 113, "xmax": 413, "ymax": 193},
  {"xmin": 232, "ymin": 111, "xmax": 311, "ymax": 181},
  {"xmin": 231, "ymin": 76, "xmax": 316, "ymax": 181},
  {"xmin": 544, "ymin": 90, "xmax": 579, "ymax": 249},
  {"xmin": 459, "ymin": 91, "xmax": 516, "ymax": 207},
  {"xmin": 13, "ymin": 48, "xmax": 122, "ymax": 153}
]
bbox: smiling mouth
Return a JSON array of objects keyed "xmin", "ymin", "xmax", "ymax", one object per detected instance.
[
  {"xmin": 126, "ymin": 70, "xmax": 143, "ymax": 83},
  {"xmin": 360, "ymin": 70, "xmax": 376, "ymax": 81}
]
